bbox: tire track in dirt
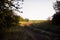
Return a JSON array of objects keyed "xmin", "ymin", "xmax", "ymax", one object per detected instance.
[{"xmin": 23, "ymin": 27, "xmax": 37, "ymax": 40}]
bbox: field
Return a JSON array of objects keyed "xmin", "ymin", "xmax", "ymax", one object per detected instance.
[
  {"xmin": 20, "ymin": 20, "xmax": 47, "ymax": 26},
  {"xmin": 1, "ymin": 20, "xmax": 60, "ymax": 40},
  {"xmin": 19, "ymin": 20, "xmax": 60, "ymax": 40}
]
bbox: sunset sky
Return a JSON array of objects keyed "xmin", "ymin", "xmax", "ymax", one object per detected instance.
[{"xmin": 16, "ymin": 0, "xmax": 56, "ymax": 20}]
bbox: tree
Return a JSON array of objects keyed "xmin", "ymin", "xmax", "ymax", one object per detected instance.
[
  {"xmin": 0, "ymin": 0, "xmax": 23, "ymax": 29},
  {"xmin": 52, "ymin": 12, "xmax": 60, "ymax": 24},
  {"xmin": 20, "ymin": 16, "xmax": 24, "ymax": 21},
  {"xmin": 52, "ymin": 0, "xmax": 60, "ymax": 24},
  {"xmin": 0, "ymin": 0, "xmax": 24, "ymax": 40}
]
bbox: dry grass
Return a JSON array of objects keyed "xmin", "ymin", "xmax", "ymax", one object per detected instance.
[
  {"xmin": 19, "ymin": 20, "xmax": 47, "ymax": 26},
  {"xmin": 20, "ymin": 22, "xmax": 33, "ymax": 26}
]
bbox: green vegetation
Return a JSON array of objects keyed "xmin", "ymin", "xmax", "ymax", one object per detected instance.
[
  {"xmin": 31, "ymin": 21, "xmax": 60, "ymax": 32},
  {"xmin": 0, "ymin": 0, "xmax": 24, "ymax": 40},
  {"xmin": 20, "ymin": 17, "xmax": 29, "ymax": 22},
  {"xmin": 0, "ymin": 0, "xmax": 60, "ymax": 40},
  {"xmin": 0, "ymin": 0, "xmax": 21, "ymax": 29}
]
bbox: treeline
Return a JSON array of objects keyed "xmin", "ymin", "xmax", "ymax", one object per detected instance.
[{"xmin": 20, "ymin": 16, "xmax": 29, "ymax": 22}]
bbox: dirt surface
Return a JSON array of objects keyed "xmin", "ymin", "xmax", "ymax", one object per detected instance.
[
  {"xmin": 0, "ymin": 26, "xmax": 60, "ymax": 40},
  {"xmin": 23, "ymin": 27, "xmax": 60, "ymax": 40}
]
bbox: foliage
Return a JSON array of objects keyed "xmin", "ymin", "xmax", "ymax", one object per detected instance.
[
  {"xmin": 20, "ymin": 16, "xmax": 24, "ymax": 21},
  {"xmin": 20, "ymin": 17, "xmax": 29, "ymax": 22},
  {"xmin": 52, "ymin": 1, "xmax": 60, "ymax": 24},
  {"xmin": 0, "ymin": 0, "xmax": 21, "ymax": 29},
  {"xmin": 24, "ymin": 18, "xmax": 29, "ymax": 22},
  {"xmin": 52, "ymin": 12, "xmax": 60, "ymax": 24}
]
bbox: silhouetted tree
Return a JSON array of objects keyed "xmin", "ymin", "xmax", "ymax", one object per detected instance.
[
  {"xmin": 52, "ymin": 12, "xmax": 60, "ymax": 24},
  {"xmin": 0, "ymin": 0, "xmax": 24, "ymax": 40},
  {"xmin": 52, "ymin": 0, "xmax": 60, "ymax": 24},
  {"xmin": 0, "ymin": 0, "xmax": 23, "ymax": 29}
]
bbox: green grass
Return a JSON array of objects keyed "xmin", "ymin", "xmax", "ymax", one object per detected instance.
[
  {"xmin": 26, "ymin": 20, "xmax": 60, "ymax": 33},
  {"xmin": 1, "ymin": 20, "xmax": 60, "ymax": 40}
]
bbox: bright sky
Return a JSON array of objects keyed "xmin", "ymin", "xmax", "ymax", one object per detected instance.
[{"xmin": 16, "ymin": 0, "xmax": 56, "ymax": 20}]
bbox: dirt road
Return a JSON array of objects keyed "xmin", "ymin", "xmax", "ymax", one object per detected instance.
[{"xmin": 23, "ymin": 26, "xmax": 60, "ymax": 40}]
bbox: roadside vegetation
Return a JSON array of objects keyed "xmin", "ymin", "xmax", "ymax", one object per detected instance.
[{"xmin": 0, "ymin": 0, "xmax": 60, "ymax": 40}]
